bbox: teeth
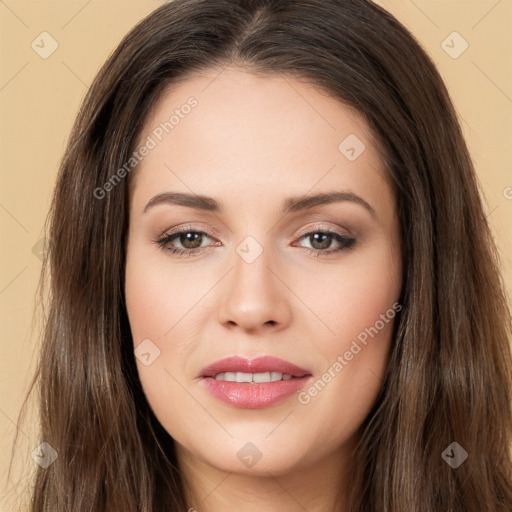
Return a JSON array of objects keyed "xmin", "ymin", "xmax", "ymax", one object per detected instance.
[
  {"xmin": 236, "ymin": 372, "xmax": 253, "ymax": 383},
  {"xmin": 253, "ymin": 371, "xmax": 271, "ymax": 383},
  {"xmin": 213, "ymin": 371, "xmax": 294, "ymax": 383}
]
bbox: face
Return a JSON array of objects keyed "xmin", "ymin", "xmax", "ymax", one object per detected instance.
[{"xmin": 125, "ymin": 66, "xmax": 402, "ymax": 477}]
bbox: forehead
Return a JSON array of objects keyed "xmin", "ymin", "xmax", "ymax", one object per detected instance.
[
  {"xmin": 137, "ymin": 66, "xmax": 376, "ymax": 156},
  {"xmin": 129, "ymin": 66, "xmax": 393, "ymax": 219}
]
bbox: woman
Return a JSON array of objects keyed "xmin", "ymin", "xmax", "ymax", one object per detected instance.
[{"xmin": 19, "ymin": 0, "xmax": 512, "ymax": 510}]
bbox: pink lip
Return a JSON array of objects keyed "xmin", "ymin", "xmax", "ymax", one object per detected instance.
[
  {"xmin": 199, "ymin": 356, "xmax": 313, "ymax": 409},
  {"xmin": 199, "ymin": 356, "xmax": 311, "ymax": 378}
]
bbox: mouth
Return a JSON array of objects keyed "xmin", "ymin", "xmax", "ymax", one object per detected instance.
[
  {"xmin": 206, "ymin": 371, "xmax": 301, "ymax": 383},
  {"xmin": 198, "ymin": 356, "xmax": 313, "ymax": 409},
  {"xmin": 199, "ymin": 355, "xmax": 312, "ymax": 380}
]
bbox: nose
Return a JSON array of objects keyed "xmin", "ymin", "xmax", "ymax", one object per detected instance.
[{"xmin": 217, "ymin": 245, "xmax": 292, "ymax": 333}]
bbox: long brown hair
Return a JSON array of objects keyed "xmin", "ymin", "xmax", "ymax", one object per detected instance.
[{"xmin": 12, "ymin": 0, "xmax": 512, "ymax": 510}]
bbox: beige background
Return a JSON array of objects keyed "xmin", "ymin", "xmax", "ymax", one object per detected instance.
[{"xmin": 1, "ymin": 0, "xmax": 511, "ymax": 508}]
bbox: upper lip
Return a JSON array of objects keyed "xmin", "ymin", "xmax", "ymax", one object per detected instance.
[{"xmin": 199, "ymin": 356, "xmax": 311, "ymax": 378}]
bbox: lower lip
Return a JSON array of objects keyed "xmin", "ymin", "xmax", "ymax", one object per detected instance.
[{"xmin": 201, "ymin": 376, "xmax": 313, "ymax": 409}]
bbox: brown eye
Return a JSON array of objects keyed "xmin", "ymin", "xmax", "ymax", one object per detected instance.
[
  {"xmin": 309, "ymin": 233, "xmax": 333, "ymax": 250},
  {"xmin": 176, "ymin": 232, "xmax": 203, "ymax": 249},
  {"xmin": 156, "ymin": 229, "xmax": 215, "ymax": 256},
  {"xmin": 295, "ymin": 230, "xmax": 356, "ymax": 255}
]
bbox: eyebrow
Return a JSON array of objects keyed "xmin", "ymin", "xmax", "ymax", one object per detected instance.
[{"xmin": 143, "ymin": 190, "xmax": 376, "ymax": 218}]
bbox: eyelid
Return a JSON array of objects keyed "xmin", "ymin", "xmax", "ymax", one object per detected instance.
[
  {"xmin": 294, "ymin": 222, "xmax": 352, "ymax": 239},
  {"xmin": 158, "ymin": 223, "xmax": 219, "ymax": 241},
  {"xmin": 159, "ymin": 222, "xmax": 351, "ymax": 243}
]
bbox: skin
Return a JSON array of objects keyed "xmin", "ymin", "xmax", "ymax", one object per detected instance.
[{"xmin": 125, "ymin": 66, "xmax": 402, "ymax": 512}]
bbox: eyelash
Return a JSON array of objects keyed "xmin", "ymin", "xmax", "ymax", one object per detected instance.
[{"xmin": 154, "ymin": 225, "xmax": 356, "ymax": 258}]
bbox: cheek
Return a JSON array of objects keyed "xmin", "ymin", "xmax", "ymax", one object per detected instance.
[
  {"xmin": 125, "ymin": 250, "xmax": 199, "ymax": 436},
  {"xmin": 294, "ymin": 242, "xmax": 401, "ymax": 417},
  {"xmin": 124, "ymin": 244, "xmax": 208, "ymax": 391},
  {"xmin": 124, "ymin": 248, "xmax": 195, "ymax": 344},
  {"xmin": 298, "ymin": 236, "xmax": 401, "ymax": 350}
]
